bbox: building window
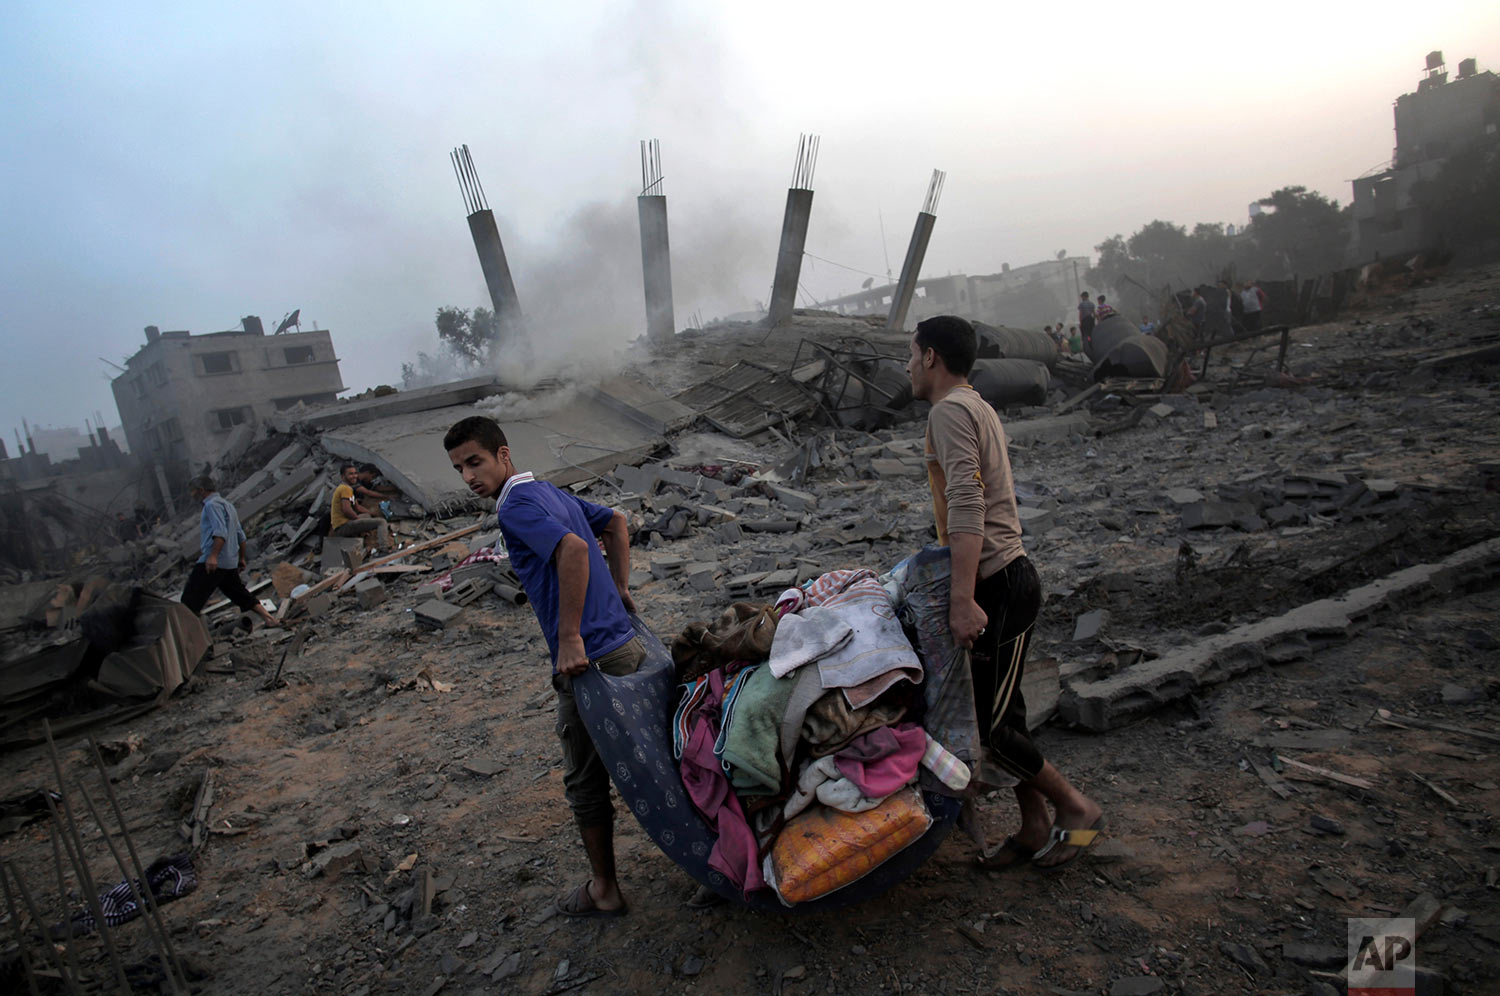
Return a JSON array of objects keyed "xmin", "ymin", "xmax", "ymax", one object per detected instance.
[
  {"xmin": 163, "ymin": 417, "xmax": 183, "ymax": 442},
  {"xmin": 147, "ymin": 362, "xmax": 167, "ymax": 386},
  {"xmin": 146, "ymin": 426, "xmax": 163, "ymax": 451},
  {"xmin": 283, "ymin": 345, "xmax": 316, "ymax": 364},
  {"xmin": 199, "ymin": 351, "xmax": 236, "ymax": 375},
  {"xmin": 210, "ymin": 407, "xmax": 249, "ymax": 432},
  {"xmin": 131, "ymin": 378, "xmax": 146, "ymax": 399}
]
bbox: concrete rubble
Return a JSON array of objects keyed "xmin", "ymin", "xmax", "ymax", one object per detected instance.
[{"xmin": 3, "ymin": 268, "xmax": 1500, "ymax": 994}]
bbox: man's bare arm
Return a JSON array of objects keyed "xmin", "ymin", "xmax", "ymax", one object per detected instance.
[
  {"xmin": 947, "ymin": 531, "xmax": 988, "ymax": 648},
  {"xmin": 598, "ymin": 511, "xmax": 636, "ymax": 613},
  {"xmin": 554, "ymin": 533, "xmax": 591, "ymax": 675}
]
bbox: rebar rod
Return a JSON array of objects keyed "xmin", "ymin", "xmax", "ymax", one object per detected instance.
[
  {"xmin": 5, "ymin": 860, "xmax": 81, "ymax": 996},
  {"xmin": 45, "ymin": 823, "xmax": 93, "ymax": 992},
  {"xmin": 43, "ymin": 722, "xmax": 132, "ymax": 994},
  {"xmin": 77, "ymin": 777, "xmax": 188, "ymax": 994},
  {"xmin": 1, "ymin": 863, "xmax": 45, "ymax": 996}
]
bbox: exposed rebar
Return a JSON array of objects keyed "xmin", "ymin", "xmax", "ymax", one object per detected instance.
[
  {"xmin": 640, "ymin": 139, "xmax": 665, "ymax": 196},
  {"xmin": 5, "ymin": 860, "xmax": 81, "ymax": 996},
  {"xmin": 450, "ymin": 144, "xmax": 490, "ymax": 216},
  {"xmin": 922, "ymin": 169, "xmax": 947, "ymax": 215},
  {"xmin": 791, "ymin": 133, "xmax": 820, "ymax": 191},
  {"xmin": 43, "ymin": 722, "xmax": 132, "ymax": 994},
  {"xmin": 1, "ymin": 863, "xmax": 45, "ymax": 996},
  {"xmin": 78, "ymin": 775, "xmax": 189, "ymax": 994},
  {"xmin": 43, "ymin": 826, "xmax": 88, "ymax": 991}
]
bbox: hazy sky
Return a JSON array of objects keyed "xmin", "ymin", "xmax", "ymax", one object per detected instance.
[{"xmin": 3, "ymin": 1, "xmax": 1497, "ymax": 438}]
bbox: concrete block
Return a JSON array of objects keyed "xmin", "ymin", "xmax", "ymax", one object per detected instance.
[
  {"xmin": 650, "ymin": 555, "xmax": 686, "ymax": 581},
  {"xmin": 446, "ymin": 578, "xmax": 493, "ymax": 606},
  {"xmin": 742, "ymin": 518, "xmax": 799, "ymax": 534},
  {"xmin": 1147, "ymin": 403, "xmax": 1175, "ymax": 419},
  {"xmin": 717, "ymin": 521, "xmax": 743, "ymax": 544},
  {"xmin": 1072, "ymin": 609, "xmax": 1110, "ymax": 642},
  {"xmin": 1060, "ymin": 536, "xmax": 1500, "ymax": 731},
  {"xmin": 1181, "ymin": 501, "xmax": 1256, "ymax": 530},
  {"xmin": 415, "ymin": 600, "xmax": 463, "ymax": 629},
  {"xmin": 1004, "ymin": 413, "xmax": 1089, "ymax": 444},
  {"xmin": 1017, "ymin": 505, "xmax": 1055, "ymax": 535},
  {"xmin": 686, "ymin": 565, "xmax": 719, "ymax": 591},
  {"xmin": 771, "ymin": 485, "xmax": 818, "ymax": 512},
  {"xmin": 321, "ymin": 537, "xmax": 363, "ymax": 573},
  {"xmin": 612, "ymin": 464, "xmax": 660, "ymax": 496},
  {"xmin": 1202, "ymin": 411, "xmax": 1218, "ymax": 429},
  {"xmin": 355, "ymin": 577, "xmax": 387, "ymax": 610},
  {"xmin": 304, "ymin": 592, "xmax": 333, "ymax": 619},
  {"xmin": 1163, "ymin": 487, "xmax": 1205, "ymax": 505},
  {"xmin": 869, "ymin": 458, "xmax": 924, "ymax": 478}
]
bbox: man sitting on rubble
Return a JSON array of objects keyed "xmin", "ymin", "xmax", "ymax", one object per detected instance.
[
  {"xmin": 444, "ymin": 415, "xmax": 646, "ymax": 918},
  {"xmin": 329, "ymin": 463, "xmax": 392, "ymax": 553},
  {"xmin": 905, "ymin": 316, "xmax": 1104, "ymax": 870},
  {"xmin": 355, "ymin": 464, "xmax": 399, "ymax": 511},
  {"xmin": 181, "ymin": 475, "xmax": 279, "ymax": 628}
]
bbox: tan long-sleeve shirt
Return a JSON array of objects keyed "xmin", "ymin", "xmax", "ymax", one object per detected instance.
[{"xmin": 924, "ymin": 385, "xmax": 1025, "ymax": 580}]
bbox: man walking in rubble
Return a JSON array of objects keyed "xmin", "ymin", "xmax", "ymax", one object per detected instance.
[
  {"xmin": 443, "ymin": 415, "xmax": 644, "ymax": 918},
  {"xmin": 906, "ymin": 316, "xmax": 1104, "ymax": 870},
  {"xmin": 1077, "ymin": 292, "xmax": 1096, "ymax": 351},
  {"xmin": 180, "ymin": 475, "xmax": 279, "ymax": 628}
]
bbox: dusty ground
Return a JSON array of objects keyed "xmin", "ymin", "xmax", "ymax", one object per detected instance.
[{"xmin": 3, "ymin": 265, "xmax": 1499, "ymax": 995}]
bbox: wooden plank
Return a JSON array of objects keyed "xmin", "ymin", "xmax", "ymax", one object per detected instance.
[
  {"xmin": 1276, "ymin": 753, "xmax": 1376, "ymax": 790},
  {"xmin": 1376, "ymin": 708, "xmax": 1500, "ymax": 746},
  {"xmin": 1408, "ymin": 769, "xmax": 1460, "ymax": 807},
  {"xmin": 282, "ymin": 522, "xmax": 483, "ymax": 615}
]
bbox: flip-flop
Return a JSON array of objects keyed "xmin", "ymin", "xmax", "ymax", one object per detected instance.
[
  {"xmin": 1032, "ymin": 815, "xmax": 1107, "ymax": 873},
  {"xmin": 974, "ymin": 836, "xmax": 1038, "ymax": 871},
  {"xmin": 556, "ymin": 880, "xmax": 628, "ymax": 919}
]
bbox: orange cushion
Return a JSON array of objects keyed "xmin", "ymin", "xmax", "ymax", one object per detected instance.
[{"xmin": 768, "ymin": 787, "xmax": 932, "ymax": 904}]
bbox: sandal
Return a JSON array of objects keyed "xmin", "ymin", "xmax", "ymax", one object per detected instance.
[
  {"xmin": 556, "ymin": 880, "xmax": 628, "ymax": 919},
  {"xmin": 975, "ymin": 836, "xmax": 1038, "ymax": 871},
  {"xmin": 1033, "ymin": 815, "xmax": 1107, "ymax": 873}
]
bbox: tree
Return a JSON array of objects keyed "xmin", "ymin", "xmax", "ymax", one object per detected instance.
[
  {"xmin": 433, "ymin": 306, "xmax": 499, "ymax": 366},
  {"xmin": 1242, "ymin": 186, "xmax": 1351, "ymax": 279}
]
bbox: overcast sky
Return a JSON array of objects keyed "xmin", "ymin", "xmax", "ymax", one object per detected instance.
[{"xmin": 3, "ymin": 1, "xmax": 1497, "ymax": 438}]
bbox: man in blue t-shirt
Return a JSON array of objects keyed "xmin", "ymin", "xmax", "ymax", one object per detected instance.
[{"xmin": 444, "ymin": 415, "xmax": 643, "ymax": 919}]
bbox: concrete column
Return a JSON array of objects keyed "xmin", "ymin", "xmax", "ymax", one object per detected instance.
[
  {"xmin": 154, "ymin": 462, "xmax": 176, "ymax": 518},
  {"xmin": 467, "ymin": 209, "xmax": 524, "ymax": 342},
  {"xmin": 637, "ymin": 194, "xmax": 675, "ymax": 344},
  {"xmin": 768, "ymin": 187, "xmax": 814, "ymax": 327},
  {"xmin": 886, "ymin": 211, "xmax": 936, "ymax": 331}
]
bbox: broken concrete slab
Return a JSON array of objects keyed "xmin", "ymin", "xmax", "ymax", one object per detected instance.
[
  {"xmin": 1181, "ymin": 501, "xmax": 1258, "ymax": 530},
  {"xmin": 1004, "ymin": 413, "xmax": 1089, "ymax": 444},
  {"xmin": 1060, "ymin": 536, "xmax": 1500, "ymax": 731},
  {"xmin": 1017, "ymin": 506, "xmax": 1055, "ymax": 535},
  {"xmin": 1072, "ymin": 609, "xmax": 1110, "ymax": 642},
  {"xmin": 320, "ymin": 381, "xmax": 678, "ymax": 510},
  {"xmin": 322, "ymin": 537, "xmax": 363, "ymax": 574},
  {"xmin": 355, "ymin": 577, "xmax": 387, "ymax": 609},
  {"xmin": 415, "ymin": 600, "xmax": 463, "ymax": 629}
]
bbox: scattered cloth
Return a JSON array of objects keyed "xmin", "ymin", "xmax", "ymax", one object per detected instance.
[
  {"xmin": 833, "ymin": 724, "xmax": 926, "ymax": 799},
  {"xmin": 921, "ymin": 734, "xmax": 971, "ymax": 792},
  {"xmin": 717, "ymin": 663, "xmax": 799, "ymax": 797},
  {"xmin": 802, "ymin": 689, "xmax": 906, "ymax": 758},
  {"xmin": 783, "ymin": 756, "xmax": 887, "ymax": 820},
  {"xmin": 677, "ymin": 669, "xmax": 765, "ymax": 893},
  {"xmin": 51, "ymin": 854, "xmax": 197, "ymax": 939},
  {"xmin": 767, "ymin": 606, "xmax": 852, "ymax": 678},
  {"xmin": 801, "ymin": 569, "xmax": 924, "ymax": 709}
]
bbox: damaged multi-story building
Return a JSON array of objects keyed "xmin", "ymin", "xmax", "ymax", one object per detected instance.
[
  {"xmin": 1351, "ymin": 50, "xmax": 1499, "ymax": 260},
  {"xmin": 110, "ymin": 316, "xmax": 345, "ymax": 509}
]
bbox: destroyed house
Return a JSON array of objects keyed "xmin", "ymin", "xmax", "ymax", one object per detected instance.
[
  {"xmin": 1352, "ymin": 51, "xmax": 1500, "ymax": 260},
  {"xmin": 111, "ymin": 317, "xmax": 345, "ymax": 503}
]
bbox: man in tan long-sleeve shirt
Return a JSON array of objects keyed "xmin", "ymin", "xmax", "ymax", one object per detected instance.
[{"xmin": 908, "ymin": 315, "xmax": 1104, "ymax": 871}]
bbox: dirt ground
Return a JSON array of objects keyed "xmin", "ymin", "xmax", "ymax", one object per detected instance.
[{"xmin": 3, "ymin": 265, "xmax": 1499, "ymax": 995}]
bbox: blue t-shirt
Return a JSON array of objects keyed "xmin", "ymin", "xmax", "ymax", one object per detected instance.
[
  {"xmin": 198, "ymin": 494, "xmax": 246, "ymax": 565},
  {"xmin": 496, "ymin": 474, "xmax": 634, "ymax": 670}
]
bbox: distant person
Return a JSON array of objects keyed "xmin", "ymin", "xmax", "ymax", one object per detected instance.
[
  {"xmin": 1184, "ymin": 287, "xmax": 1208, "ymax": 336},
  {"xmin": 1095, "ymin": 295, "xmax": 1117, "ymax": 321},
  {"xmin": 330, "ymin": 463, "xmax": 393, "ymax": 552},
  {"xmin": 181, "ymin": 475, "xmax": 278, "ymax": 627},
  {"xmin": 133, "ymin": 502, "xmax": 157, "ymax": 536},
  {"xmin": 443, "ymin": 415, "xmax": 646, "ymax": 918},
  {"xmin": 356, "ymin": 465, "xmax": 400, "ymax": 510},
  {"xmin": 1077, "ymin": 293, "xmax": 1096, "ymax": 351},
  {"xmin": 1239, "ymin": 281, "xmax": 1266, "ymax": 331},
  {"xmin": 1139, "ymin": 316, "xmax": 1156, "ymax": 334},
  {"xmin": 1067, "ymin": 325, "xmax": 1082, "ymax": 354}
]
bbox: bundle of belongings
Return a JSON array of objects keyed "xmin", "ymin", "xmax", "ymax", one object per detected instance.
[{"xmin": 669, "ymin": 562, "xmax": 976, "ymax": 906}]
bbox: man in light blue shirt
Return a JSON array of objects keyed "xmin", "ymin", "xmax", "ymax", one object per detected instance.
[{"xmin": 180, "ymin": 475, "xmax": 277, "ymax": 627}]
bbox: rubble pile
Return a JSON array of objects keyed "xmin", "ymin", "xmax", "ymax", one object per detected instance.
[{"xmin": 2, "ymin": 269, "xmax": 1499, "ymax": 994}]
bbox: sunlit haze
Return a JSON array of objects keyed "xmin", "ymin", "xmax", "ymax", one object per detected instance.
[{"xmin": 3, "ymin": 0, "xmax": 1497, "ymax": 433}]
